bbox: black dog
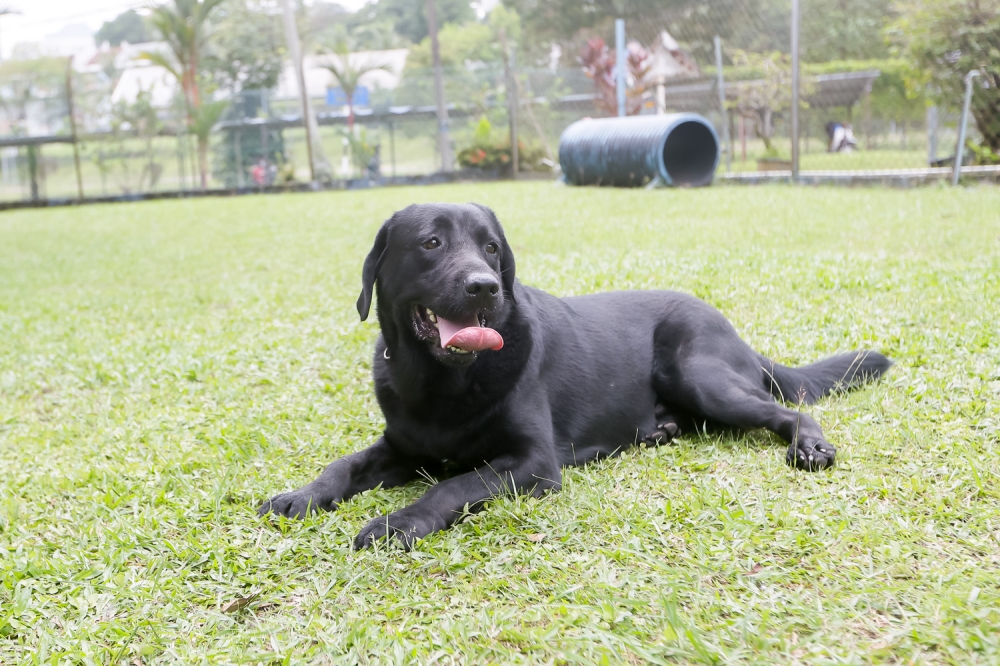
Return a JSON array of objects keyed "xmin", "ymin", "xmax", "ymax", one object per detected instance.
[{"xmin": 259, "ymin": 203, "xmax": 890, "ymax": 548}]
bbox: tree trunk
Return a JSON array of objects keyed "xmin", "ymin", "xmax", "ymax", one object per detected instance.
[
  {"xmin": 755, "ymin": 108, "xmax": 774, "ymax": 152},
  {"xmin": 427, "ymin": 0, "xmax": 452, "ymax": 172}
]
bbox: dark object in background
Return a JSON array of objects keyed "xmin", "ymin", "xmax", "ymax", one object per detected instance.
[
  {"xmin": 259, "ymin": 203, "xmax": 891, "ymax": 549},
  {"xmin": 558, "ymin": 114, "xmax": 719, "ymax": 187},
  {"xmin": 826, "ymin": 121, "xmax": 859, "ymax": 153}
]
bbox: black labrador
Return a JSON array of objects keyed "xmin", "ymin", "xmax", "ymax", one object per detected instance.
[{"xmin": 259, "ymin": 203, "xmax": 890, "ymax": 549}]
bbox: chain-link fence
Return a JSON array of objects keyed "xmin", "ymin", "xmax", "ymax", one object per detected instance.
[
  {"xmin": 620, "ymin": 0, "xmax": 993, "ymax": 175},
  {"xmin": 1, "ymin": 0, "xmax": 996, "ymax": 205},
  {"xmin": 0, "ymin": 59, "xmax": 593, "ymax": 203}
]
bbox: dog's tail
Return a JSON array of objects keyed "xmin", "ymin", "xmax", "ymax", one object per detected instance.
[{"xmin": 760, "ymin": 350, "xmax": 892, "ymax": 405}]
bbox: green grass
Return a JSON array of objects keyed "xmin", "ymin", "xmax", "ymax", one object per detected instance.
[{"xmin": 1, "ymin": 182, "xmax": 999, "ymax": 664}]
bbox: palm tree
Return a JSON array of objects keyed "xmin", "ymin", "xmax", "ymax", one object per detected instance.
[
  {"xmin": 189, "ymin": 100, "xmax": 229, "ymax": 185},
  {"xmin": 142, "ymin": 0, "xmax": 226, "ymax": 189},
  {"xmin": 320, "ymin": 42, "xmax": 389, "ymax": 132}
]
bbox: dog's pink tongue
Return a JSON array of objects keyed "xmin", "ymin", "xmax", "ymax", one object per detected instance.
[{"xmin": 437, "ymin": 315, "xmax": 504, "ymax": 351}]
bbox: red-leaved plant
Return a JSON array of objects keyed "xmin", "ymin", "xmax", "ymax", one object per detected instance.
[{"xmin": 579, "ymin": 37, "xmax": 651, "ymax": 116}]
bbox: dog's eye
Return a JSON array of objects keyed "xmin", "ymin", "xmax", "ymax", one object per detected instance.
[
  {"xmin": 422, "ymin": 237, "xmax": 440, "ymax": 250},
  {"xmin": 485, "ymin": 242, "xmax": 498, "ymax": 255}
]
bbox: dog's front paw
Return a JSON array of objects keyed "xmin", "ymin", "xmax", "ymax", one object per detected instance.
[
  {"xmin": 786, "ymin": 437, "xmax": 836, "ymax": 471},
  {"xmin": 354, "ymin": 511, "xmax": 437, "ymax": 550},
  {"xmin": 257, "ymin": 487, "xmax": 335, "ymax": 519}
]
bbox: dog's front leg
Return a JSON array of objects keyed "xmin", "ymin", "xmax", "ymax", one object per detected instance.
[
  {"xmin": 257, "ymin": 436, "xmax": 427, "ymax": 519},
  {"xmin": 354, "ymin": 450, "xmax": 561, "ymax": 550}
]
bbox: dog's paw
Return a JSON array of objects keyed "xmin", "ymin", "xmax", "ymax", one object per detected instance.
[
  {"xmin": 644, "ymin": 421, "xmax": 681, "ymax": 446},
  {"xmin": 354, "ymin": 511, "xmax": 436, "ymax": 551},
  {"xmin": 257, "ymin": 488, "xmax": 334, "ymax": 519},
  {"xmin": 786, "ymin": 437, "xmax": 836, "ymax": 471}
]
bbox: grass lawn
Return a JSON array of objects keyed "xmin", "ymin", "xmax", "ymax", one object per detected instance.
[{"xmin": 1, "ymin": 182, "xmax": 999, "ymax": 664}]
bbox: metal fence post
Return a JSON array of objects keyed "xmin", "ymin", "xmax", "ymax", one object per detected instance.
[
  {"xmin": 427, "ymin": 0, "xmax": 453, "ymax": 172},
  {"xmin": 500, "ymin": 27, "xmax": 519, "ymax": 179},
  {"xmin": 952, "ymin": 70, "xmax": 980, "ymax": 186},
  {"xmin": 713, "ymin": 36, "xmax": 731, "ymax": 173},
  {"xmin": 176, "ymin": 132, "xmax": 187, "ymax": 191},
  {"xmin": 27, "ymin": 144, "xmax": 39, "ymax": 201},
  {"xmin": 389, "ymin": 120, "xmax": 397, "ymax": 177},
  {"xmin": 65, "ymin": 56, "xmax": 84, "ymax": 201},
  {"xmin": 233, "ymin": 129, "xmax": 244, "ymax": 188},
  {"xmin": 790, "ymin": 0, "xmax": 800, "ymax": 181},
  {"xmin": 615, "ymin": 19, "xmax": 626, "ymax": 118}
]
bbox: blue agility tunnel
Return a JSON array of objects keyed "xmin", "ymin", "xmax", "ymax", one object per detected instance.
[{"xmin": 558, "ymin": 113, "xmax": 720, "ymax": 188}]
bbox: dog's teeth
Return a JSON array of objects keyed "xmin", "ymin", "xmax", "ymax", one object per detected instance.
[{"xmin": 428, "ymin": 313, "xmax": 437, "ymax": 324}]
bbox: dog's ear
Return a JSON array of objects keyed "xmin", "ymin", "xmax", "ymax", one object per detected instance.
[
  {"xmin": 357, "ymin": 221, "xmax": 390, "ymax": 321},
  {"xmin": 499, "ymin": 232, "xmax": 516, "ymax": 302},
  {"xmin": 470, "ymin": 203, "xmax": 517, "ymax": 303}
]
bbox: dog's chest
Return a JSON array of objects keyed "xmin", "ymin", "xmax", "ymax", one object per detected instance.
[{"xmin": 380, "ymin": 389, "xmax": 509, "ymax": 464}]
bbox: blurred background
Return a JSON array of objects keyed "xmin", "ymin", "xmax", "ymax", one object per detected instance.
[{"xmin": 0, "ymin": 0, "xmax": 996, "ymax": 203}]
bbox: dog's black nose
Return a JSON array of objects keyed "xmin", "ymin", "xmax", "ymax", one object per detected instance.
[{"xmin": 465, "ymin": 273, "xmax": 500, "ymax": 297}]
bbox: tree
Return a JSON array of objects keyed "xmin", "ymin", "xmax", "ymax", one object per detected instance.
[
  {"xmin": 888, "ymin": 0, "xmax": 1000, "ymax": 154},
  {"xmin": 404, "ymin": 21, "xmax": 497, "ymax": 69},
  {"xmin": 299, "ymin": 0, "xmax": 352, "ymax": 52},
  {"xmin": 95, "ymin": 9, "xmax": 150, "ymax": 46},
  {"xmin": 190, "ymin": 100, "xmax": 230, "ymax": 185},
  {"xmin": 103, "ymin": 89, "xmax": 163, "ymax": 193},
  {"xmin": 508, "ymin": 0, "xmax": 899, "ymax": 67},
  {"xmin": 729, "ymin": 50, "xmax": 812, "ymax": 155},
  {"xmin": 801, "ymin": 0, "xmax": 894, "ymax": 62},
  {"xmin": 201, "ymin": 1, "xmax": 288, "ymax": 186},
  {"xmin": 506, "ymin": 0, "xmax": 757, "ymax": 60},
  {"xmin": 204, "ymin": 0, "xmax": 286, "ymax": 94},
  {"xmin": 350, "ymin": 20, "xmax": 408, "ymax": 50},
  {"xmin": 143, "ymin": 0, "xmax": 227, "ymax": 189},
  {"xmin": 350, "ymin": 0, "xmax": 473, "ymax": 44},
  {"xmin": 320, "ymin": 41, "xmax": 390, "ymax": 130}
]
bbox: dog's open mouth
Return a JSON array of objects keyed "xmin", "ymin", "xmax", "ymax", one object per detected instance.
[{"xmin": 412, "ymin": 305, "xmax": 504, "ymax": 355}]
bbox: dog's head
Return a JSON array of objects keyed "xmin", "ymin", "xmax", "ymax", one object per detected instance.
[{"xmin": 357, "ymin": 203, "xmax": 516, "ymax": 367}]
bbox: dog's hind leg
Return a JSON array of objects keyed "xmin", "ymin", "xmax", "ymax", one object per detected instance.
[
  {"xmin": 643, "ymin": 403, "xmax": 685, "ymax": 446},
  {"xmin": 660, "ymin": 359, "xmax": 836, "ymax": 470}
]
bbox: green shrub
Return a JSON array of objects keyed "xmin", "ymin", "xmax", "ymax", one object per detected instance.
[{"xmin": 457, "ymin": 116, "xmax": 550, "ymax": 172}]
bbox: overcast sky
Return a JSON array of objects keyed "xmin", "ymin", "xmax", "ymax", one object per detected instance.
[{"xmin": 0, "ymin": 0, "xmax": 367, "ymax": 59}]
